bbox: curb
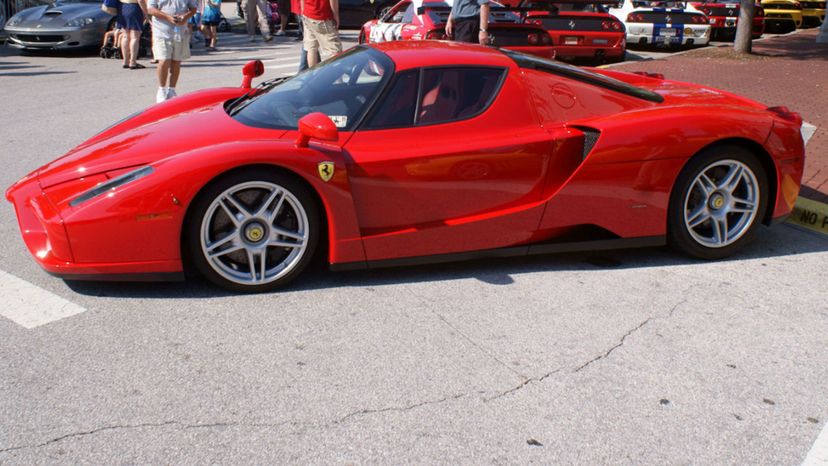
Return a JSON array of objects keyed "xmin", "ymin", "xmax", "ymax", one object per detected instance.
[{"xmin": 786, "ymin": 197, "xmax": 828, "ymax": 236}]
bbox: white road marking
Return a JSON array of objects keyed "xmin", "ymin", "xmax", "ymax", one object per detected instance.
[
  {"xmin": 266, "ymin": 62, "xmax": 300, "ymax": 70},
  {"xmin": 0, "ymin": 270, "xmax": 86, "ymax": 329},
  {"xmin": 803, "ymin": 421, "xmax": 828, "ymax": 465},
  {"xmin": 802, "ymin": 122, "xmax": 817, "ymax": 146}
]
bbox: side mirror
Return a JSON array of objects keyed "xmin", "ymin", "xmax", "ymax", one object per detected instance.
[
  {"xmin": 241, "ymin": 60, "xmax": 265, "ymax": 89},
  {"xmin": 296, "ymin": 112, "xmax": 339, "ymax": 148}
]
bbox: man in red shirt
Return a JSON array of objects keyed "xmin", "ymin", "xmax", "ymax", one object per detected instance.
[{"xmin": 301, "ymin": 0, "xmax": 341, "ymax": 66}]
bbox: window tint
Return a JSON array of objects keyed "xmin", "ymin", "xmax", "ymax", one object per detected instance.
[
  {"xmin": 365, "ymin": 70, "xmax": 419, "ymax": 128},
  {"xmin": 417, "ymin": 68, "xmax": 504, "ymax": 125}
]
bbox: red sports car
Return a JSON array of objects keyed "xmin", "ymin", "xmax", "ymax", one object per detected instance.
[
  {"xmin": 6, "ymin": 42, "xmax": 805, "ymax": 292},
  {"xmin": 359, "ymin": 0, "xmax": 556, "ymax": 60},
  {"xmin": 519, "ymin": 0, "xmax": 626, "ymax": 63},
  {"xmin": 690, "ymin": 0, "xmax": 765, "ymax": 39}
]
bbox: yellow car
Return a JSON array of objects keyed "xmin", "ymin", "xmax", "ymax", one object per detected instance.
[
  {"xmin": 799, "ymin": 0, "xmax": 825, "ymax": 25},
  {"xmin": 761, "ymin": 0, "xmax": 804, "ymax": 31}
]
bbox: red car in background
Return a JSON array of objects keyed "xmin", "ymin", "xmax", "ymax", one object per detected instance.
[
  {"xmin": 690, "ymin": 0, "xmax": 764, "ymax": 39},
  {"xmin": 519, "ymin": 0, "xmax": 626, "ymax": 63},
  {"xmin": 359, "ymin": 0, "xmax": 556, "ymax": 60}
]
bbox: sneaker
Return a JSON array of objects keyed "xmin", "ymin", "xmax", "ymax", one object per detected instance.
[
  {"xmin": 263, "ymin": 34, "xmax": 273, "ymax": 42},
  {"xmin": 156, "ymin": 87, "xmax": 168, "ymax": 103},
  {"xmin": 166, "ymin": 88, "xmax": 177, "ymax": 100},
  {"xmin": 275, "ymin": 30, "xmax": 285, "ymax": 36}
]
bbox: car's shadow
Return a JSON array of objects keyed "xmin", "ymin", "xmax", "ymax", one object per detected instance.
[{"xmin": 64, "ymin": 223, "xmax": 828, "ymax": 299}]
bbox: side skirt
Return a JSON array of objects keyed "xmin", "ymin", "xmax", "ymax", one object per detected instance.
[{"xmin": 330, "ymin": 236, "xmax": 666, "ymax": 271}]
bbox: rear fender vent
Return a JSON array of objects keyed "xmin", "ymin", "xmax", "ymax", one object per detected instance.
[{"xmin": 570, "ymin": 126, "xmax": 601, "ymax": 160}]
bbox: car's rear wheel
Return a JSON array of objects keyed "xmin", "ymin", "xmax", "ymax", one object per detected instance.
[
  {"xmin": 186, "ymin": 169, "xmax": 319, "ymax": 292},
  {"xmin": 668, "ymin": 146, "xmax": 768, "ymax": 260}
]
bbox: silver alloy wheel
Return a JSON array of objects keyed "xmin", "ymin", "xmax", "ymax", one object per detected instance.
[
  {"xmin": 200, "ymin": 181, "xmax": 310, "ymax": 286},
  {"xmin": 683, "ymin": 159, "xmax": 760, "ymax": 248}
]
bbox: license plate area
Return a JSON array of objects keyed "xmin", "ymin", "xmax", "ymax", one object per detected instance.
[
  {"xmin": 659, "ymin": 27, "xmax": 677, "ymax": 36},
  {"xmin": 563, "ymin": 36, "xmax": 580, "ymax": 45}
]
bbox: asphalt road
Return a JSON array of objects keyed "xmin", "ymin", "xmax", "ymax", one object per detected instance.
[{"xmin": 0, "ymin": 33, "xmax": 827, "ymax": 464}]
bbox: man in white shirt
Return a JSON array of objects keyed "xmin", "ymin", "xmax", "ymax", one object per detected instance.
[{"xmin": 148, "ymin": 0, "xmax": 198, "ymax": 102}]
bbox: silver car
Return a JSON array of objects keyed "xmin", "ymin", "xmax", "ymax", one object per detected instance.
[{"xmin": 4, "ymin": 0, "xmax": 116, "ymax": 50}]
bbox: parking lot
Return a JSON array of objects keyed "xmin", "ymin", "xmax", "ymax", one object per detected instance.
[{"xmin": 1, "ymin": 27, "xmax": 827, "ymax": 463}]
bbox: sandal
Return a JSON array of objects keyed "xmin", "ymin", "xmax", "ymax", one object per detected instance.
[{"xmin": 129, "ymin": 63, "xmax": 146, "ymax": 69}]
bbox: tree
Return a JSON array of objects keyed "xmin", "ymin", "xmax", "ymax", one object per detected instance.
[{"xmin": 733, "ymin": 0, "xmax": 756, "ymax": 53}]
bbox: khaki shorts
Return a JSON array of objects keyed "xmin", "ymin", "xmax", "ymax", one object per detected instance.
[
  {"xmin": 153, "ymin": 37, "xmax": 191, "ymax": 61},
  {"xmin": 302, "ymin": 17, "xmax": 342, "ymax": 61}
]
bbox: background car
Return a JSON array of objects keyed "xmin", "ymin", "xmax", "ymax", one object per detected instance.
[
  {"xmin": 799, "ymin": 0, "xmax": 824, "ymax": 25},
  {"xmin": 761, "ymin": 0, "xmax": 803, "ymax": 32},
  {"xmin": 4, "ymin": 0, "xmax": 117, "ymax": 51},
  {"xmin": 690, "ymin": 0, "xmax": 764, "ymax": 39},
  {"xmin": 359, "ymin": 0, "xmax": 556, "ymax": 60},
  {"xmin": 6, "ymin": 42, "xmax": 805, "ymax": 292},
  {"xmin": 609, "ymin": 0, "xmax": 711, "ymax": 46},
  {"xmin": 519, "ymin": 0, "xmax": 626, "ymax": 63}
]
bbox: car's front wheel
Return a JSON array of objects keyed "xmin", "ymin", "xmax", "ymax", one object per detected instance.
[
  {"xmin": 668, "ymin": 146, "xmax": 768, "ymax": 260},
  {"xmin": 186, "ymin": 169, "xmax": 319, "ymax": 292}
]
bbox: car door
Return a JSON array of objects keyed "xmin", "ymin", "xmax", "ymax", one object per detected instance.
[{"xmin": 343, "ymin": 66, "xmax": 559, "ymax": 261}]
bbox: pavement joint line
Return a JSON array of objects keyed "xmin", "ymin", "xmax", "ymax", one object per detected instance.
[
  {"xmin": 0, "ymin": 269, "xmax": 86, "ymax": 329},
  {"xmin": 802, "ymin": 420, "xmax": 828, "ymax": 465}
]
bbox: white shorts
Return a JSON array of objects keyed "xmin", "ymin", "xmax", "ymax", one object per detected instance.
[{"xmin": 153, "ymin": 37, "xmax": 191, "ymax": 61}]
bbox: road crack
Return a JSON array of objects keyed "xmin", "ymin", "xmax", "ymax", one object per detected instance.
[
  {"xmin": 337, "ymin": 394, "xmax": 466, "ymax": 424},
  {"xmin": 488, "ymin": 297, "xmax": 689, "ymax": 401}
]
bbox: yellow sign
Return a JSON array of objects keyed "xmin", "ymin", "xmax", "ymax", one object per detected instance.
[
  {"xmin": 318, "ymin": 161, "xmax": 335, "ymax": 182},
  {"xmin": 786, "ymin": 197, "xmax": 828, "ymax": 236}
]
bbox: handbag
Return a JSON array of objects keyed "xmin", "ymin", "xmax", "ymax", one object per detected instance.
[{"xmin": 101, "ymin": 0, "xmax": 119, "ymax": 15}]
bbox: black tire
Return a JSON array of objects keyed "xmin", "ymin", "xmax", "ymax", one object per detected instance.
[
  {"xmin": 218, "ymin": 17, "xmax": 231, "ymax": 33},
  {"xmin": 186, "ymin": 169, "xmax": 320, "ymax": 293},
  {"xmin": 667, "ymin": 145, "xmax": 768, "ymax": 260}
]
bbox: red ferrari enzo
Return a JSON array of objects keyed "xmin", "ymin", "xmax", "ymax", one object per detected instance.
[{"xmin": 6, "ymin": 42, "xmax": 805, "ymax": 292}]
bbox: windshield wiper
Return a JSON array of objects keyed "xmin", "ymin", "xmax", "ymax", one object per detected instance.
[{"xmin": 226, "ymin": 76, "xmax": 289, "ymax": 115}]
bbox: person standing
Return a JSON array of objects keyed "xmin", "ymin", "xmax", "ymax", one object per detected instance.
[
  {"xmin": 301, "ymin": 0, "xmax": 341, "ymax": 67},
  {"xmin": 201, "ymin": 0, "xmax": 221, "ymax": 49},
  {"xmin": 120, "ymin": 0, "xmax": 148, "ymax": 68},
  {"xmin": 242, "ymin": 0, "xmax": 272, "ymax": 42},
  {"xmin": 445, "ymin": 0, "xmax": 490, "ymax": 45},
  {"xmin": 148, "ymin": 0, "xmax": 198, "ymax": 102}
]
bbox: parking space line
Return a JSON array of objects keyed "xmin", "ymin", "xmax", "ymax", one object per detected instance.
[
  {"xmin": 803, "ymin": 421, "xmax": 828, "ymax": 465},
  {"xmin": 0, "ymin": 270, "xmax": 86, "ymax": 329}
]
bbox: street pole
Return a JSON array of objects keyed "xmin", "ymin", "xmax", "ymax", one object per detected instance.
[
  {"xmin": 734, "ymin": 0, "xmax": 755, "ymax": 53},
  {"xmin": 818, "ymin": 16, "xmax": 828, "ymax": 43}
]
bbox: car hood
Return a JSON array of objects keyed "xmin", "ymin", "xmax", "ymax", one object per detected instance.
[
  {"xmin": 9, "ymin": 2, "xmax": 105, "ymax": 27},
  {"xmin": 37, "ymin": 92, "xmax": 288, "ymax": 189}
]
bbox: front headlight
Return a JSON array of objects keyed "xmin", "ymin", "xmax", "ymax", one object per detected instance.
[
  {"xmin": 6, "ymin": 14, "xmax": 24, "ymax": 26},
  {"xmin": 65, "ymin": 17, "xmax": 95, "ymax": 27},
  {"xmin": 70, "ymin": 166, "xmax": 154, "ymax": 207}
]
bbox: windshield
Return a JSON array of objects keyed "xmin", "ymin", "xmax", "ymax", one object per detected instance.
[{"xmin": 230, "ymin": 47, "xmax": 394, "ymax": 131}]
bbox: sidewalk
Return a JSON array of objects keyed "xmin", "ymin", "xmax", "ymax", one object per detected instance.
[{"xmin": 614, "ymin": 29, "xmax": 828, "ymax": 204}]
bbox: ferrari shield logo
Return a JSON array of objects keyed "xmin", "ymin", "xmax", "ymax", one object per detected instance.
[{"xmin": 318, "ymin": 161, "xmax": 335, "ymax": 182}]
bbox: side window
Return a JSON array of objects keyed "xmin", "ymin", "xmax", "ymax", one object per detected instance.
[
  {"xmin": 364, "ymin": 70, "xmax": 419, "ymax": 128},
  {"xmin": 417, "ymin": 67, "xmax": 504, "ymax": 125},
  {"xmin": 401, "ymin": 4, "xmax": 415, "ymax": 23}
]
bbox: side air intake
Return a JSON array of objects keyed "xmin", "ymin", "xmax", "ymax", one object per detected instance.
[{"xmin": 571, "ymin": 126, "xmax": 601, "ymax": 160}]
